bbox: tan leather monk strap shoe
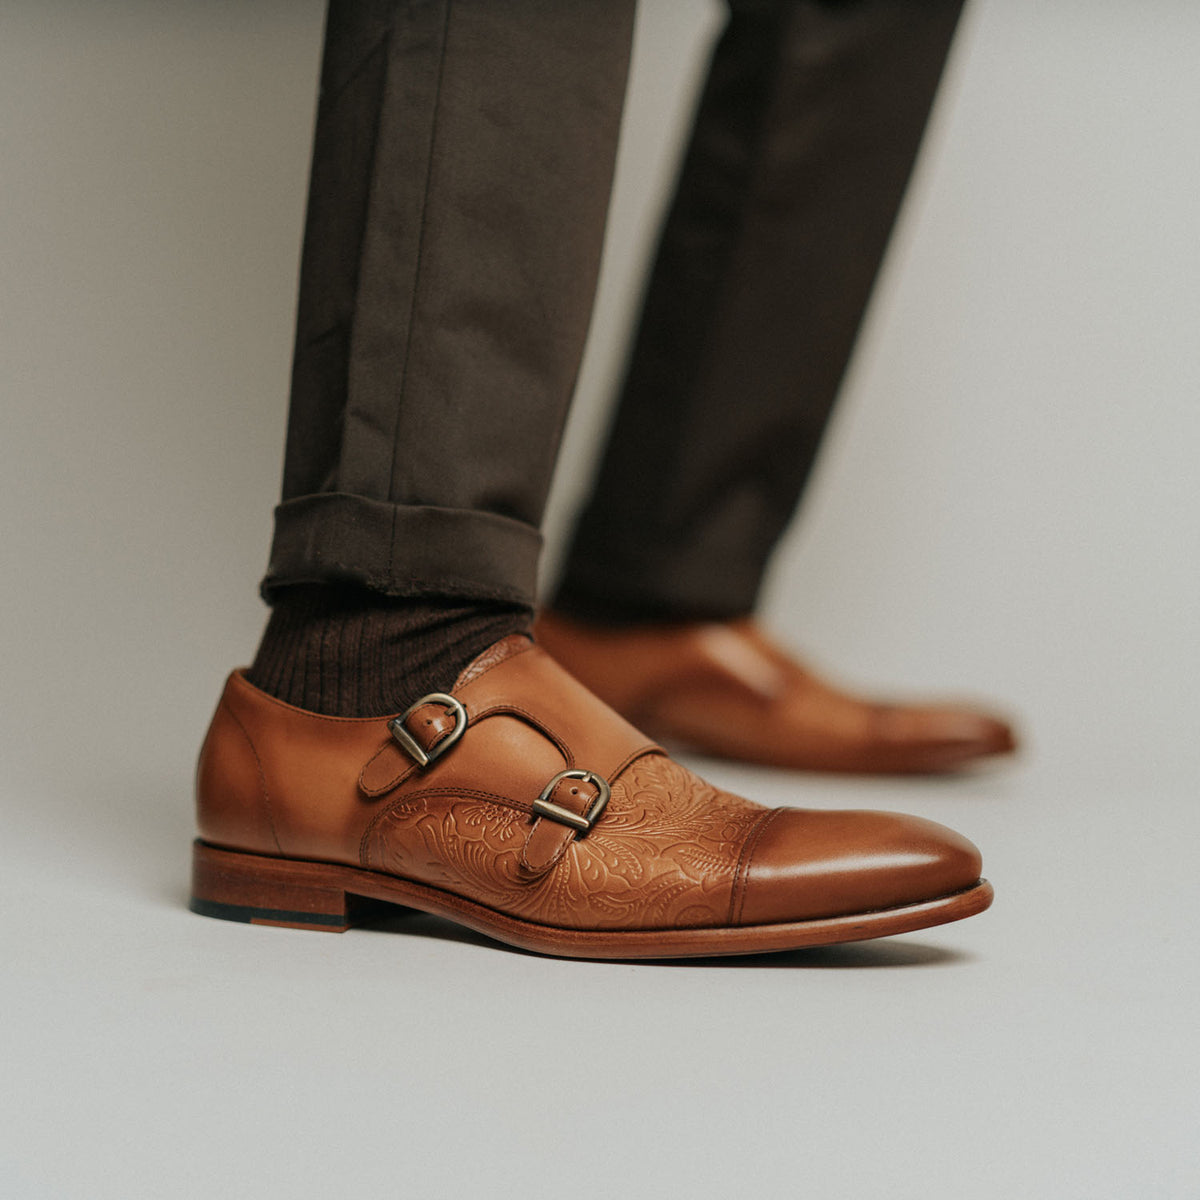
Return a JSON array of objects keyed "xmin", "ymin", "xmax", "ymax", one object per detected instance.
[
  {"xmin": 190, "ymin": 635, "xmax": 992, "ymax": 957},
  {"xmin": 535, "ymin": 613, "xmax": 1017, "ymax": 776}
]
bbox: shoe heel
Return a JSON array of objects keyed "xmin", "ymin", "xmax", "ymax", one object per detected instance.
[{"xmin": 190, "ymin": 840, "xmax": 365, "ymax": 932}]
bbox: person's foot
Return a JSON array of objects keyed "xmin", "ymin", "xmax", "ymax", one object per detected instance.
[
  {"xmin": 535, "ymin": 613, "xmax": 1017, "ymax": 775},
  {"xmin": 190, "ymin": 635, "xmax": 992, "ymax": 958}
]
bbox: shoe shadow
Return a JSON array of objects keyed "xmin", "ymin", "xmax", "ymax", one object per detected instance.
[
  {"xmin": 361, "ymin": 910, "xmax": 972, "ymax": 968},
  {"xmin": 649, "ymin": 940, "xmax": 972, "ymax": 969}
]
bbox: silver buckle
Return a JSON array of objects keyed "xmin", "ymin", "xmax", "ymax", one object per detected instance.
[
  {"xmin": 388, "ymin": 693, "xmax": 467, "ymax": 767},
  {"xmin": 530, "ymin": 769, "xmax": 611, "ymax": 836}
]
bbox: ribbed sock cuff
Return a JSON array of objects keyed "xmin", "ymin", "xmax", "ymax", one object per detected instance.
[{"xmin": 246, "ymin": 584, "xmax": 532, "ymax": 716}]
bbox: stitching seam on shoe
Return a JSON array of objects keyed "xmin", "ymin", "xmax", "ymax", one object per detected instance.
[
  {"xmin": 464, "ymin": 703, "xmax": 573, "ymax": 763},
  {"xmin": 226, "ymin": 703, "xmax": 283, "ymax": 855},
  {"xmin": 729, "ymin": 808, "xmax": 781, "ymax": 927},
  {"xmin": 607, "ymin": 744, "xmax": 663, "ymax": 785}
]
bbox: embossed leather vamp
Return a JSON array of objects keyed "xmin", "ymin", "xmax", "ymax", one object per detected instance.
[{"xmin": 363, "ymin": 755, "xmax": 767, "ymax": 930}]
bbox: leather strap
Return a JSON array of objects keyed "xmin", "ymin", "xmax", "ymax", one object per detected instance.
[
  {"xmin": 360, "ymin": 702, "xmax": 459, "ymax": 796},
  {"xmin": 519, "ymin": 772, "xmax": 607, "ymax": 876},
  {"xmin": 361, "ymin": 644, "xmax": 656, "ymax": 792},
  {"xmin": 357, "ymin": 644, "xmax": 661, "ymax": 878}
]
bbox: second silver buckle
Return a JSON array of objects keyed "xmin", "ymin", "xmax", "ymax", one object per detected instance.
[{"xmin": 530, "ymin": 768, "xmax": 611, "ymax": 836}]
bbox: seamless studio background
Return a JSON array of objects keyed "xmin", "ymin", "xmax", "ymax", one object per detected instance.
[{"xmin": 2, "ymin": 3, "xmax": 1198, "ymax": 1198}]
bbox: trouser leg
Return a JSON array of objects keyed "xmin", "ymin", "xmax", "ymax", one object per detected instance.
[
  {"xmin": 554, "ymin": 0, "xmax": 964, "ymax": 624},
  {"xmin": 263, "ymin": 0, "xmax": 636, "ymax": 609}
]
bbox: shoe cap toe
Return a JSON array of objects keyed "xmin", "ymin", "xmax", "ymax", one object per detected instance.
[{"xmin": 738, "ymin": 808, "xmax": 983, "ymax": 926}]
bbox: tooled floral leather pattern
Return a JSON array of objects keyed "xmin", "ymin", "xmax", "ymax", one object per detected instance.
[{"xmin": 361, "ymin": 753, "xmax": 769, "ymax": 931}]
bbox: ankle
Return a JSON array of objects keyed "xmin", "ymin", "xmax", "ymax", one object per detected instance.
[{"xmin": 247, "ymin": 584, "xmax": 531, "ymax": 717}]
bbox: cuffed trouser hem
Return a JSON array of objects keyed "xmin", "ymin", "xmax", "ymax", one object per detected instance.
[{"xmin": 262, "ymin": 494, "xmax": 542, "ymax": 607}]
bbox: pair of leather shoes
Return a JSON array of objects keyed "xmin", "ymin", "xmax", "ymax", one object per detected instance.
[
  {"xmin": 536, "ymin": 612, "xmax": 1017, "ymax": 775},
  {"xmin": 190, "ymin": 634, "xmax": 992, "ymax": 958}
]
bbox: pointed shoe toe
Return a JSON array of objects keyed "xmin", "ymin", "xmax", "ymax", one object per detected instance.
[
  {"xmin": 872, "ymin": 705, "xmax": 1019, "ymax": 773},
  {"xmin": 737, "ymin": 808, "xmax": 985, "ymax": 927}
]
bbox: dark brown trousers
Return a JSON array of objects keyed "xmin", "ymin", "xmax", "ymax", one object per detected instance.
[{"xmin": 264, "ymin": 0, "xmax": 964, "ymax": 619}]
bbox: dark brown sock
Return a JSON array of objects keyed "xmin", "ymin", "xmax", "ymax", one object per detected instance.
[{"xmin": 246, "ymin": 585, "xmax": 531, "ymax": 717}]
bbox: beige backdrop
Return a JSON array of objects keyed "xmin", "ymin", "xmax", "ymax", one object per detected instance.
[{"xmin": 2, "ymin": 3, "xmax": 1198, "ymax": 1198}]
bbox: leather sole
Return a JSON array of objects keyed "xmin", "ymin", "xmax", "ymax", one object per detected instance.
[{"xmin": 190, "ymin": 840, "xmax": 993, "ymax": 959}]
